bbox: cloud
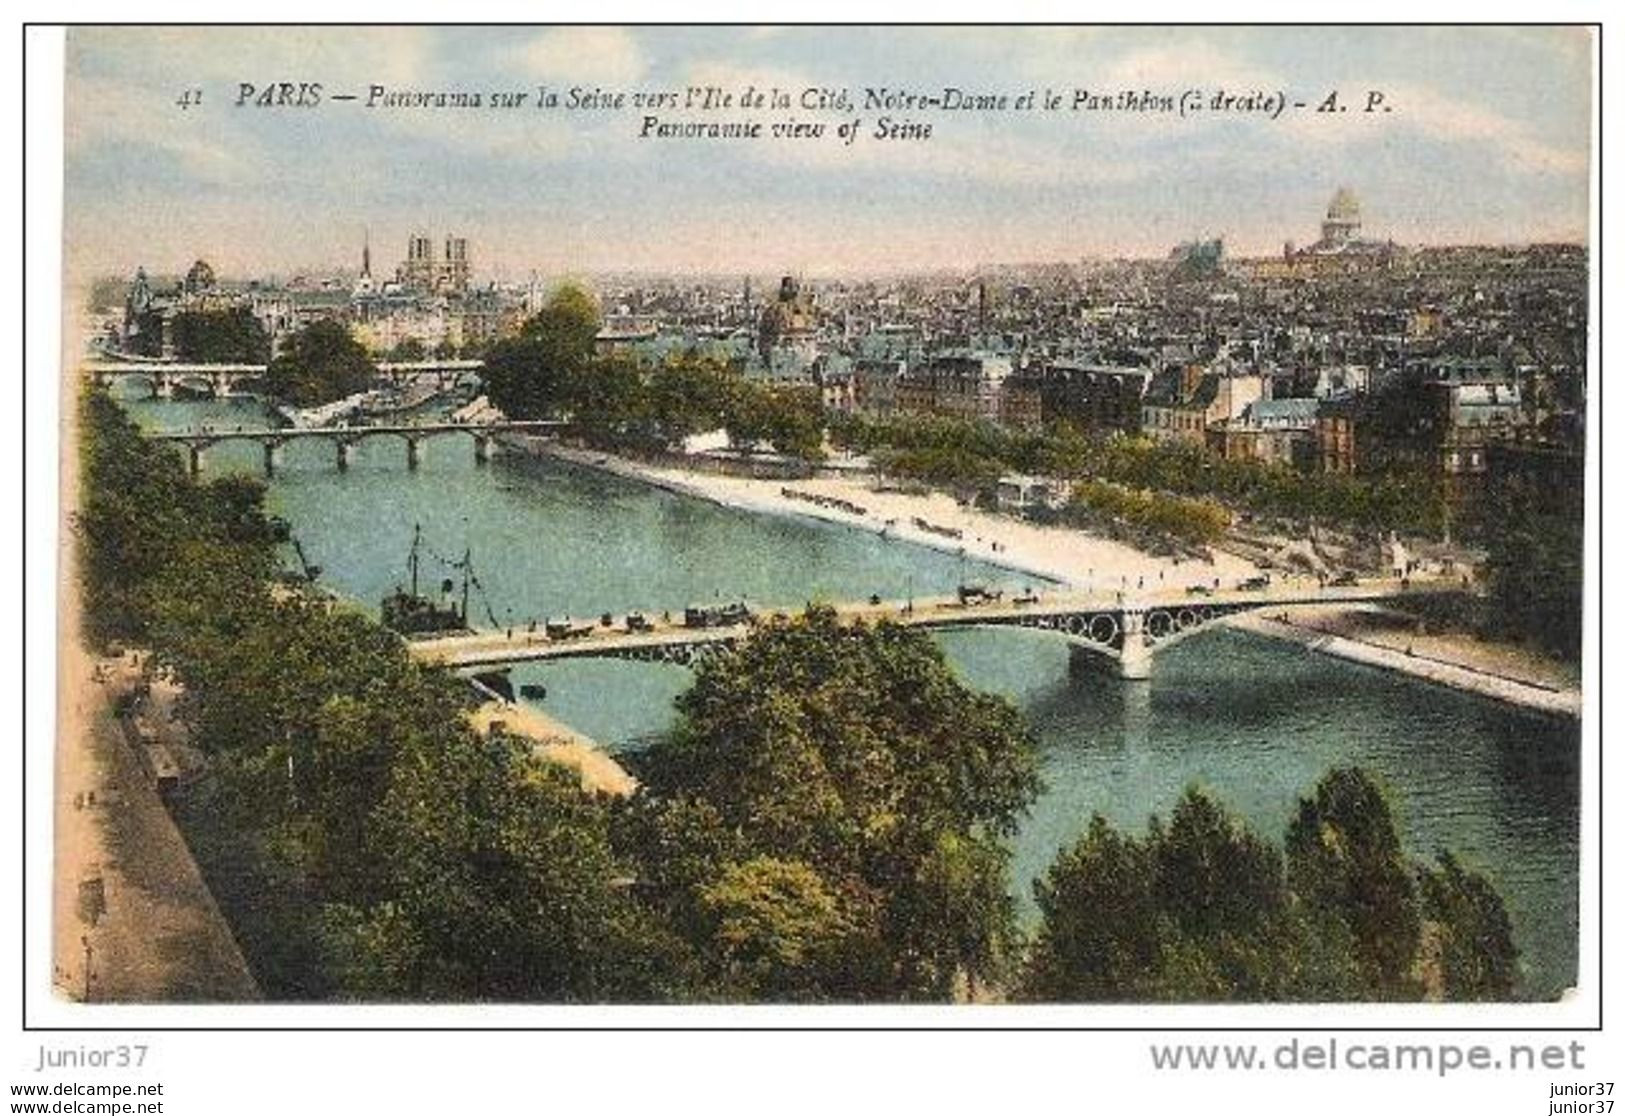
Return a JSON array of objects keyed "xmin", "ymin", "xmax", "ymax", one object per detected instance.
[
  {"xmin": 511, "ymin": 28, "xmax": 646, "ymax": 86},
  {"xmin": 1387, "ymin": 82, "xmax": 1589, "ymax": 176},
  {"xmin": 1102, "ymin": 38, "xmax": 1280, "ymax": 93}
]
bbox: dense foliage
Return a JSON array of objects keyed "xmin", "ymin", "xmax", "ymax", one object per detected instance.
[
  {"xmin": 484, "ymin": 288, "xmax": 824, "ymax": 460},
  {"xmin": 1057, "ymin": 479, "xmax": 1231, "ymax": 552},
  {"xmin": 77, "ymin": 391, "xmax": 685, "ymax": 1001},
  {"xmin": 264, "ymin": 319, "xmax": 377, "ymax": 407},
  {"xmin": 620, "ymin": 607, "xmax": 1042, "ymax": 1000},
  {"xmin": 1481, "ymin": 474, "xmax": 1584, "ymax": 659},
  {"xmin": 75, "ymin": 390, "xmax": 280, "ymax": 650},
  {"xmin": 171, "ymin": 308, "xmax": 271, "ymax": 363},
  {"xmin": 1021, "ymin": 768, "xmax": 1520, "ymax": 1002}
]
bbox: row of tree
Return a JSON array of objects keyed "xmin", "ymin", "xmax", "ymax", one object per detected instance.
[
  {"xmin": 1024, "ymin": 770, "xmax": 1517, "ymax": 1001},
  {"xmin": 76, "ymin": 390, "xmax": 1524, "ymax": 1001},
  {"xmin": 831, "ymin": 413, "xmax": 1448, "ymax": 538},
  {"xmin": 1480, "ymin": 472, "xmax": 1585, "ymax": 660},
  {"xmin": 123, "ymin": 307, "xmax": 272, "ymax": 363},
  {"xmin": 1054, "ymin": 480, "xmax": 1231, "ymax": 553}
]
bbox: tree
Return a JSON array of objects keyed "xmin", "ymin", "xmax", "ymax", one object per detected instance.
[
  {"xmin": 264, "ymin": 318, "xmax": 376, "ymax": 407},
  {"xmin": 1022, "ymin": 815, "xmax": 1160, "ymax": 1001},
  {"xmin": 75, "ymin": 390, "xmax": 279, "ymax": 649},
  {"xmin": 321, "ymin": 737, "xmax": 692, "ymax": 1002},
  {"xmin": 696, "ymin": 856, "xmax": 851, "ymax": 1000},
  {"xmin": 1023, "ymin": 770, "xmax": 1520, "ymax": 1003},
  {"xmin": 1481, "ymin": 474, "xmax": 1584, "ymax": 659},
  {"xmin": 482, "ymin": 284, "xmax": 602, "ymax": 419},
  {"xmin": 1418, "ymin": 851, "xmax": 1519, "ymax": 1000},
  {"xmin": 171, "ymin": 307, "xmax": 271, "ymax": 363},
  {"xmin": 648, "ymin": 356, "xmax": 738, "ymax": 443},
  {"xmin": 1285, "ymin": 767, "xmax": 1422, "ymax": 999},
  {"xmin": 627, "ymin": 607, "xmax": 1041, "ymax": 1000}
]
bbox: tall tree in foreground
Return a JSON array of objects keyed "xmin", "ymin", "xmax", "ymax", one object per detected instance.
[
  {"xmin": 623, "ymin": 607, "xmax": 1042, "ymax": 1000},
  {"xmin": 1022, "ymin": 769, "xmax": 1520, "ymax": 1002},
  {"xmin": 1285, "ymin": 766, "xmax": 1421, "ymax": 999},
  {"xmin": 1417, "ymin": 851, "xmax": 1519, "ymax": 1001}
]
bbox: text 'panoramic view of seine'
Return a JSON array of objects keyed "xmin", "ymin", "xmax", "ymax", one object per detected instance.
[{"xmin": 56, "ymin": 26, "xmax": 1589, "ymax": 1009}]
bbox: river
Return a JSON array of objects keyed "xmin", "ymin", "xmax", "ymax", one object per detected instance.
[{"xmin": 119, "ymin": 388, "xmax": 1582, "ymax": 999}]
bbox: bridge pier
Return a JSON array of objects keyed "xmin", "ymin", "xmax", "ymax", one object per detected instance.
[
  {"xmin": 262, "ymin": 441, "xmax": 283, "ymax": 477},
  {"xmin": 1117, "ymin": 608, "xmax": 1153, "ymax": 680},
  {"xmin": 154, "ymin": 375, "xmax": 174, "ymax": 399},
  {"xmin": 405, "ymin": 436, "xmax": 422, "ymax": 470},
  {"xmin": 336, "ymin": 440, "xmax": 352, "ymax": 472},
  {"xmin": 186, "ymin": 443, "xmax": 204, "ymax": 477},
  {"xmin": 473, "ymin": 434, "xmax": 492, "ymax": 464}
]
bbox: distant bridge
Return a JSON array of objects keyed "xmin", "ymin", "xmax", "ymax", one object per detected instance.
[
  {"xmin": 85, "ymin": 358, "xmax": 484, "ymax": 399},
  {"xmin": 146, "ymin": 420, "xmax": 565, "ymax": 475},
  {"xmin": 406, "ymin": 578, "xmax": 1464, "ymax": 680}
]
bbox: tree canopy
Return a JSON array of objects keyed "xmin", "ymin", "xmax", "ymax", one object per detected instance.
[
  {"xmin": 622, "ymin": 606, "xmax": 1042, "ymax": 1000},
  {"xmin": 481, "ymin": 284, "xmax": 602, "ymax": 420},
  {"xmin": 1022, "ymin": 768, "xmax": 1520, "ymax": 1003},
  {"xmin": 264, "ymin": 319, "xmax": 376, "ymax": 407},
  {"xmin": 171, "ymin": 307, "xmax": 271, "ymax": 363}
]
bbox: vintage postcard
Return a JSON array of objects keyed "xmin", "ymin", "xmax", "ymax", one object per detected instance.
[{"xmin": 51, "ymin": 25, "xmax": 1592, "ymax": 1019}]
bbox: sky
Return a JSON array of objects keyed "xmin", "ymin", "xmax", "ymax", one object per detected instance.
[{"xmin": 62, "ymin": 26, "xmax": 1594, "ymax": 281}]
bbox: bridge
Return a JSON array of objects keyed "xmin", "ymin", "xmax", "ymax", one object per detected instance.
[
  {"xmin": 85, "ymin": 359, "xmax": 484, "ymax": 399},
  {"xmin": 405, "ymin": 577, "xmax": 1465, "ymax": 681},
  {"xmin": 146, "ymin": 420, "xmax": 565, "ymax": 475}
]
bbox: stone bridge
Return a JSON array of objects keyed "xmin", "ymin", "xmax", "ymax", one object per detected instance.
[
  {"xmin": 145, "ymin": 419, "xmax": 566, "ymax": 475},
  {"xmin": 86, "ymin": 358, "xmax": 484, "ymax": 399}
]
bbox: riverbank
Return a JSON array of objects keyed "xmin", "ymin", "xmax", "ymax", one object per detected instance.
[
  {"xmin": 501, "ymin": 436, "xmax": 1257, "ymax": 593},
  {"xmin": 1228, "ymin": 608, "xmax": 1580, "ymax": 719},
  {"xmin": 467, "ymin": 699, "xmax": 636, "ymax": 797}
]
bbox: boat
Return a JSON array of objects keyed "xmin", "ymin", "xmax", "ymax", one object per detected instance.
[
  {"xmin": 519, "ymin": 682, "xmax": 548, "ymax": 700},
  {"xmin": 380, "ymin": 524, "xmax": 469, "ymax": 636}
]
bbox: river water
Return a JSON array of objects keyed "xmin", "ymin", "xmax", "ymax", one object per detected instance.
[{"xmin": 119, "ymin": 389, "xmax": 1582, "ymax": 999}]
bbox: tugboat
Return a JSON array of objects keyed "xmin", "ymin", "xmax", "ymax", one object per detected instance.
[{"xmin": 380, "ymin": 524, "xmax": 471, "ymax": 636}]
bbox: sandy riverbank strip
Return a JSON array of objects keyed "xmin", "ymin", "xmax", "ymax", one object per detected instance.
[
  {"xmin": 468, "ymin": 700, "xmax": 636, "ymax": 797},
  {"xmin": 1228, "ymin": 609, "xmax": 1580, "ymax": 719},
  {"xmin": 502, "ymin": 436, "xmax": 1257, "ymax": 594}
]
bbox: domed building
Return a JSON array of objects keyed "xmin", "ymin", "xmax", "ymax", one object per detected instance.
[
  {"xmin": 1284, "ymin": 186, "xmax": 1397, "ymax": 271},
  {"xmin": 1320, "ymin": 187, "xmax": 1362, "ymax": 249},
  {"xmin": 183, "ymin": 258, "xmax": 217, "ymax": 295}
]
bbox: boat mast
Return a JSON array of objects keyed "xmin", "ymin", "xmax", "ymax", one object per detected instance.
[
  {"xmin": 409, "ymin": 524, "xmax": 421, "ymax": 598},
  {"xmin": 460, "ymin": 547, "xmax": 472, "ymax": 623}
]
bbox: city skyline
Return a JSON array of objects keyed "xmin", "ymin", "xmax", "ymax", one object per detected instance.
[{"xmin": 65, "ymin": 26, "xmax": 1592, "ymax": 281}]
